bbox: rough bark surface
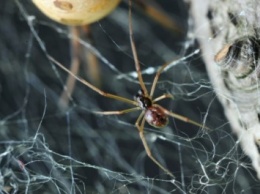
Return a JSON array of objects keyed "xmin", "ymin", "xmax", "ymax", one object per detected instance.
[{"xmin": 188, "ymin": 0, "xmax": 260, "ymax": 179}]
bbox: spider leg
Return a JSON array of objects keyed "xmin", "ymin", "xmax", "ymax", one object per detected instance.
[
  {"xmin": 128, "ymin": 0, "xmax": 148, "ymax": 96},
  {"xmin": 135, "ymin": 111, "xmax": 175, "ymax": 178},
  {"xmin": 94, "ymin": 107, "xmax": 141, "ymax": 115},
  {"xmin": 152, "ymin": 94, "xmax": 174, "ymax": 103},
  {"xmin": 160, "ymin": 106, "xmax": 210, "ymax": 130},
  {"xmin": 48, "ymin": 55, "xmax": 138, "ymax": 106},
  {"xmin": 150, "ymin": 61, "xmax": 173, "ymax": 98}
]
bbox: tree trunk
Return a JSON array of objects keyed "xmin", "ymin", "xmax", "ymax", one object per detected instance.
[{"xmin": 188, "ymin": 0, "xmax": 260, "ymax": 179}]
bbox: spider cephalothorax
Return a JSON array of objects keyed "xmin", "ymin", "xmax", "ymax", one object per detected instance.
[
  {"xmin": 135, "ymin": 89, "xmax": 168, "ymax": 128},
  {"xmin": 134, "ymin": 89, "xmax": 152, "ymax": 109}
]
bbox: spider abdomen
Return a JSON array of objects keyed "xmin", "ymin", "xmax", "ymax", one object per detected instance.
[{"xmin": 145, "ymin": 105, "xmax": 168, "ymax": 128}]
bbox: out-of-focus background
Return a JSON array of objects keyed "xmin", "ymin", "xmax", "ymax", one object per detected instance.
[{"xmin": 0, "ymin": 0, "xmax": 259, "ymax": 193}]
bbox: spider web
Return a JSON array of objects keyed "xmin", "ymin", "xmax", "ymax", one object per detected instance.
[{"xmin": 0, "ymin": 0, "xmax": 259, "ymax": 193}]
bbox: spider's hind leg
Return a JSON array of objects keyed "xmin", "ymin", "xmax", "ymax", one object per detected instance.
[
  {"xmin": 135, "ymin": 111, "xmax": 175, "ymax": 178},
  {"xmin": 163, "ymin": 107, "xmax": 210, "ymax": 130}
]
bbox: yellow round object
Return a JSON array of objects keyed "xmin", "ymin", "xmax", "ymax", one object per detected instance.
[{"xmin": 32, "ymin": 0, "xmax": 121, "ymax": 25}]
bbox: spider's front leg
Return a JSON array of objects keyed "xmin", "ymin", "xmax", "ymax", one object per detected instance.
[
  {"xmin": 93, "ymin": 107, "xmax": 141, "ymax": 115},
  {"xmin": 135, "ymin": 111, "xmax": 175, "ymax": 178},
  {"xmin": 47, "ymin": 55, "xmax": 138, "ymax": 106},
  {"xmin": 152, "ymin": 93, "xmax": 174, "ymax": 103}
]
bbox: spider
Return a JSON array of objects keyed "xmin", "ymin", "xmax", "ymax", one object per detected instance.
[{"xmin": 47, "ymin": 0, "xmax": 208, "ymax": 178}]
